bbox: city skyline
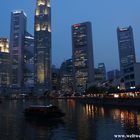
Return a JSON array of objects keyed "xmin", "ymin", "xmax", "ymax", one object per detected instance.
[{"xmin": 1, "ymin": 0, "xmax": 140, "ymax": 71}]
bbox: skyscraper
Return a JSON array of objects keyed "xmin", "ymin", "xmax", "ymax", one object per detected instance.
[
  {"xmin": 23, "ymin": 32, "xmax": 34, "ymax": 89},
  {"xmin": 10, "ymin": 11, "xmax": 27, "ymax": 88},
  {"xmin": 117, "ymin": 26, "xmax": 136, "ymax": 72},
  {"xmin": 60, "ymin": 59, "xmax": 73, "ymax": 93},
  {"xmin": 72, "ymin": 22, "xmax": 94, "ymax": 92},
  {"xmin": 34, "ymin": 0, "xmax": 51, "ymax": 92}
]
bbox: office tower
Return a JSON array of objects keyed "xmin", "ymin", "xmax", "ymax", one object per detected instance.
[
  {"xmin": 0, "ymin": 38, "xmax": 10, "ymax": 87},
  {"xmin": 72, "ymin": 22, "xmax": 94, "ymax": 92},
  {"xmin": 117, "ymin": 26, "xmax": 136, "ymax": 72},
  {"xmin": 98, "ymin": 63, "xmax": 106, "ymax": 81},
  {"xmin": 60, "ymin": 59, "xmax": 73, "ymax": 93},
  {"xmin": 10, "ymin": 11, "xmax": 27, "ymax": 88},
  {"xmin": 94, "ymin": 68, "xmax": 104, "ymax": 84},
  {"xmin": 23, "ymin": 32, "xmax": 34, "ymax": 90},
  {"xmin": 94, "ymin": 63, "xmax": 106, "ymax": 84},
  {"xmin": 34, "ymin": 0, "xmax": 51, "ymax": 92},
  {"xmin": 52, "ymin": 66, "xmax": 60, "ymax": 91}
]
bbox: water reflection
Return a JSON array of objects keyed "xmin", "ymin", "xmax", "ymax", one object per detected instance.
[{"xmin": 0, "ymin": 99, "xmax": 140, "ymax": 140}]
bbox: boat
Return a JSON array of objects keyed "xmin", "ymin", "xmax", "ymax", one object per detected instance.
[{"xmin": 23, "ymin": 104, "xmax": 65, "ymax": 119}]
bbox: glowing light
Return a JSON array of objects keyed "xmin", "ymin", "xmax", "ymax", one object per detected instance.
[
  {"xmin": 41, "ymin": 23, "xmax": 47, "ymax": 31},
  {"xmin": 37, "ymin": 65, "xmax": 45, "ymax": 83},
  {"xmin": 48, "ymin": 25, "xmax": 51, "ymax": 32},
  {"xmin": 44, "ymin": 9, "xmax": 48, "ymax": 15},
  {"xmin": 35, "ymin": 24, "xmax": 40, "ymax": 31},
  {"xmin": 12, "ymin": 10, "xmax": 27, "ymax": 17},
  {"xmin": 130, "ymin": 86, "xmax": 136, "ymax": 89},
  {"xmin": 0, "ymin": 39, "xmax": 9, "ymax": 53},
  {"xmin": 114, "ymin": 94, "xmax": 119, "ymax": 98},
  {"xmin": 47, "ymin": 0, "xmax": 51, "ymax": 7},
  {"xmin": 37, "ymin": 0, "xmax": 45, "ymax": 6},
  {"xmin": 36, "ymin": 9, "xmax": 39, "ymax": 16}
]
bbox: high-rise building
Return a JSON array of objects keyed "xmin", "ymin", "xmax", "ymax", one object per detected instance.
[
  {"xmin": 94, "ymin": 68, "xmax": 104, "ymax": 84},
  {"xmin": 10, "ymin": 11, "xmax": 27, "ymax": 88},
  {"xmin": 60, "ymin": 59, "xmax": 73, "ymax": 93},
  {"xmin": 94, "ymin": 63, "xmax": 106, "ymax": 84},
  {"xmin": 98, "ymin": 63, "xmax": 106, "ymax": 81},
  {"xmin": 72, "ymin": 22, "xmax": 94, "ymax": 92},
  {"xmin": 0, "ymin": 38, "xmax": 10, "ymax": 87},
  {"xmin": 52, "ymin": 66, "xmax": 60, "ymax": 91},
  {"xmin": 34, "ymin": 0, "xmax": 51, "ymax": 92},
  {"xmin": 23, "ymin": 32, "xmax": 34, "ymax": 89},
  {"xmin": 117, "ymin": 26, "xmax": 136, "ymax": 72}
]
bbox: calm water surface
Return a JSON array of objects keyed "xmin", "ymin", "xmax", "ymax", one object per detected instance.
[{"xmin": 0, "ymin": 99, "xmax": 140, "ymax": 140}]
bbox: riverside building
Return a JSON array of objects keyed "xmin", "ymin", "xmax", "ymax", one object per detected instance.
[
  {"xmin": 117, "ymin": 26, "xmax": 136, "ymax": 73},
  {"xmin": 72, "ymin": 22, "xmax": 94, "ymax": 93},
  {"xmin": 23, "ymin": 32, "xmax": 34, "ymax": 90},
  {"xmin": 34, "ymin": 0, "xmax": 51, "ymax": 93},
  {"xmin": 10, "ymin": 11, "xmax": 27, "ymax": 88},
  {"xmin": 0, "ymin": 38, "xmax": 10, "ymax": 88}
]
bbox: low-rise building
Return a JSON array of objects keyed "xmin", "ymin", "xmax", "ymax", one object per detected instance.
[{"xmin": 123, "ymin": 63, "xmax": 140, "ymax": 89}]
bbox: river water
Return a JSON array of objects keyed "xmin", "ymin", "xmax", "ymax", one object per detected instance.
[{"xmin": 0, "ymin": 99, "xmax": 140, "ymax": 140}]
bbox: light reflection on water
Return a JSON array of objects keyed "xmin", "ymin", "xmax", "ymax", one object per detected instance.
[{"xmin": 0, "ymin": 99, "xmax": 140, "ymax": 140}]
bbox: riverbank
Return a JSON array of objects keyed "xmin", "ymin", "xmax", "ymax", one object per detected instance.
[
  {"xmin": 2, "ymin": 95, "xmax": 140, "ymax": 107},
  {"xmin": 78, "ymin": 97, "xmax": 140, "ymax": 107}
]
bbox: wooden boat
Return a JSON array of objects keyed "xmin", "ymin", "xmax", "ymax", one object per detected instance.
[{"xmin": 24, "ymin": 104, "xmax": 65, "ymax": 119}]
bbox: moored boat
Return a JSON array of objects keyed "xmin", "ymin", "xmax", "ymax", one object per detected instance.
[{"xmin": 23, "ymin": 104, "xmax": 65, "ymax": 119}]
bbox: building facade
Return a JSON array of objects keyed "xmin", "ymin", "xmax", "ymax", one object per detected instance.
[
  {"xmin": 94, "ymin": 69, "xmax": 105, "ymax": 85},
  {"xmin": 23, "ymin": 32, "xmax": 34, "ymax": 90},
  {"xmin": 107, "ymin": 69, "xmax": 121, "ymax": 81},
  {"xmin": 0, "ymin": 38, "xmax": 10, "ymax": 87},
  {"xmin": 123, "ymin": 63, "xmax": 140, "ymax": 89},
  {"xmin": 52, "ymin": 66, "xmax": 60, "ymax": 92},
  {"xmin": 117, "ymin": 26, "xmax": 136, "ymax": 72},
  {"xmin": 10, "ymin": 11, "xmax": 27, "ymax": 88},
  {"xmin": 60, "ymin": 59, "xmax": 73, "ymax": 93},
  {"xmin": 34, "ymin": 0, "xmax": 51, "ymax": 92},
  {"xmin": 98, "ymin": 63, "xmax": 106, "ymax": 81},
  {"xmin": 72, "ymin": 22, "xmax": 94, "ymax": 93}
]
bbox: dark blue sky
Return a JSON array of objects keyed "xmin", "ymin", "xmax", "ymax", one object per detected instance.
[{"xmin": 0, "ymin": 0, "xmax": 140, "ymax": 71}]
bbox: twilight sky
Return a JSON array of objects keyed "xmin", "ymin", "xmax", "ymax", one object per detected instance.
[{"xmin": 0, "ymin": 0, "xmax": 140, "ymax": 71}]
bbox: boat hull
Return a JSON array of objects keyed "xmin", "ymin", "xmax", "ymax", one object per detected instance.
[{"xmin": 23, "ymin": 105, "xmax": 65, "ymax": 119}]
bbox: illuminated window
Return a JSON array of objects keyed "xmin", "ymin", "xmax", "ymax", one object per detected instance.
[
  {"xmin": 0, "ymin": 39, "xmax": 9, "ymax": 53},
  {"xmin": 47, "ymin": 2, "xmax": 51, "ymax": 7},
  {"xmin": 48, "ymin": 25, "xmax": 51, "ymax": 32},
  {"xmin": 41, "ymin": 23, "xmax": 47, "ymax": 31},
  {"xmin": 37, "ymin": 65, "xmax": 45, "ymax": 83},
  {"xmin": 37, "ymin": 0, "xmax": 45, "ymax": 6},
  {"xmin": 35, "ymin": 24, "xmax": 40, "ymax": 31},
  {"xmin": 36, "ymin": 9, "xmax": 39, "ymax": 16},
  {"xmin": 45, "ymin": 9, "xmax": 48, "ymax": 15}
]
